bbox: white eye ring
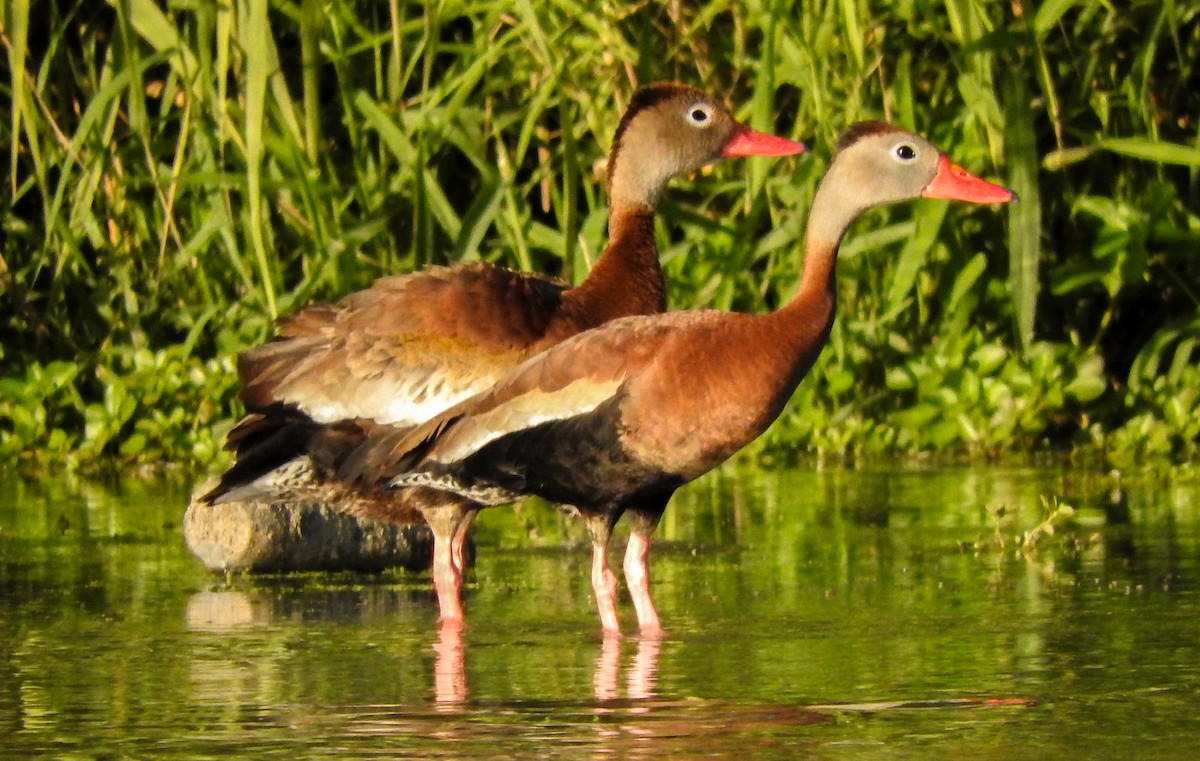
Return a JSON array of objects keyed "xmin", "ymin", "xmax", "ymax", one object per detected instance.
[
  {"xmin": 685, "ymin": 103, "xmax": 714, "ymax": 128},
  {"xmin": 893, "ymin": 142, "xmax": 919, "ymax": 162}
]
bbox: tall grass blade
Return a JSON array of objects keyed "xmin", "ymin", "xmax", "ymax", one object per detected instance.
[
  {"xmin": 386, "ymin": 0, "xmax": 404, "ymax": 101},
  {"xmin": 301, "ymin": 0, "xmax": 321, "ymax": 162},
  {"xmin": 558, "ymin": 95, "xmax": 579, "ymax": 282},
  {"xmin": 1032, "ymin": 0, "xmax": 1082, "ymax": 38},
  {"xmin": 6, "ymin": 0, "xmax": 1199, "ymax": 469},
  {"xmin": 242, "ymin": 0, "xmax": 277, "ymax": 317},
  {"xmin": 1099, "ymin": 137, "xmax": 1200, "ymax": 167},
  {"xmin": 123, "ymin": 0, "xmax": 201, "ymax": 83},
  {"xmin": 262, "ymin": 18, "xmax": 304, "ymax": 147},
  {"xmin": 746, "ymin": 4, "xmax": 780, "ymax": 200},
  {"xmin": 837, "ymin": 0, "xmax": 865, "ymax": 70},
  {"xmin": 453, "ymin": 177, "xmax": 505, "ymax": 263},
  {"xmin": 1004, "ymin": 72, "xmax": 1041, "ymax": 349},
  {"xmin": 44, "ymin": 60, "xmax": 147, "ymax": 255},
  {"xmin": 216, "ymin": 0, "xmax": 235, "ymax": 148},
  {"xmin": 7, "ymin": 0, "xmax": 31, "ymax": 195},
  {"xmin": 885, "ymin": 202, "xmax": 949, "ymax": 315},
  {"xmin": 355, "ymin": 92, "xmax": 416, "ymax": 162},
  {"xmin": 114, "ymin": 1, "xmax": 148, "ymax": 138},
  {"xmin": 514, "ymin": 73, "xmax": 558, "ymax": 165}
]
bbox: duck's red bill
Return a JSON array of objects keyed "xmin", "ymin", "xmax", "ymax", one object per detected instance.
[
  {"xmin": 722, "ymin": 124, "xmax": 807, "ymax": 157},
  {"xmin": 923, "ymin": 154, "xmax": 1016, "ymax": 203}
]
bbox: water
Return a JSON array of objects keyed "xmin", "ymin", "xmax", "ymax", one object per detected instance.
[{"xmin": 2, "ymin": 464, "xmax": 1198, "ymax": 759}]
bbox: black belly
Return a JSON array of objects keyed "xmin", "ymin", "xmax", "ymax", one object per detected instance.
[{"xmin": 438, "ymin": 397, "xmax": 683, "ymax": 512}]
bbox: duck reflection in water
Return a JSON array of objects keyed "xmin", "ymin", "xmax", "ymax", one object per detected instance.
[
  {"xmin": 593, "ymin": 634, "xmax": 661, "ymax": 706},
  {"xmin": 183, "ymin": 588, "xmax": 825, "ymax": 756},
  {"xmin": 433, "ymin": 624, "xmax": 469, "ymax": 709},
  {"xmin": 184, "ymin": 588, "xmax": 662, "ymax": 711},
  {"xmin": 432, "ymin": 625, "xmax": 662, "ymax": 709}
]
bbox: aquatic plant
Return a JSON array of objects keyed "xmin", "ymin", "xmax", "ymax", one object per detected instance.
[{"xmin": 2, "ymin": 0, "xmax": 1198, "ymax": 473}]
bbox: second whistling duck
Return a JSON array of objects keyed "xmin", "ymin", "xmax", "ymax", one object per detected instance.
[
  {"xmin": 204, "ymin": 83, "xmax": 805, "ymax": 627},
  {"xmin": 267, "ymin": 122, "xmax": 1015, "ymax": 635}
]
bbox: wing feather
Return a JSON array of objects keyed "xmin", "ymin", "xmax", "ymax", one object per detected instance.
[{"xmin": 237, "ymin": 263, "xmax": 569, "ymax": 424}]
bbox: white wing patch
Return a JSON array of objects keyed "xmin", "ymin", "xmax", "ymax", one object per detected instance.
[
  {"xmin": 431, "ymin": 376, "xmax": 626, "ymax": 464},
  {"xmin": 294, "ymin": 375, "xmax": 493, "ymax": 427}
]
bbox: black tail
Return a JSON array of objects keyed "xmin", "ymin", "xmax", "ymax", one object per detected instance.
[
  {"xmin": 201, "ymin": 403, "xmax": 394, "ymax": 505},
  {"xmin": 200, "ymin": 403, "xmax": 321, "ymax": 504}
]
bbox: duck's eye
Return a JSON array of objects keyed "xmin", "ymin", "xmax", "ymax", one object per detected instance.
[
  {"xmin": 686, "ymin": 104, "xmax": 714, "ymax": 127},
  {"xmin": 894, "ymin": 144, "xmax": 918, "ymax": 161}
]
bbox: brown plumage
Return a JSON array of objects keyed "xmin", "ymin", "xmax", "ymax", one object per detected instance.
[
  {"xmin": 268, "ymin": 122, "xmax": 1015, "ymax": 634},
  {"xmin": 203, "ymin": 82, "xmax": 805, "ymax": 627}
]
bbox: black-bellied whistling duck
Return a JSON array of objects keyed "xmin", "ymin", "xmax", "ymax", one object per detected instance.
[
  {"xmin": 260, "ymin": 122, "xmax": 1015, "ymax": 635},
  {"xmin": 203, "ymin": 82, "xmax": 805, "ymax": 627}
]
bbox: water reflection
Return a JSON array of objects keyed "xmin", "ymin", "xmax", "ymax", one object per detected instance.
[
  {"xmin": 593, "ymin": 635, "xmax": 659, "ymax": 704},
  {"xmin": 183, "ymin": 586, "xmax": 664, "ymax": 710},
  {"xmin": 185, "ymin": 590, "xmax": 262, "ymax": 630},
  {"xmin": 184, "ymin": 585, "xmax": 431, "ymax": 629},
  {"xmin": 434, "ymin": 625, "xmax": 469, "ymax": 708},
  {"xmin": 5, "ymin": 466, "xmax": 1200, "ymax": 759},
  {"xmin": 178, "ymin": 584, "xmax": 825, "ymax": 757}
]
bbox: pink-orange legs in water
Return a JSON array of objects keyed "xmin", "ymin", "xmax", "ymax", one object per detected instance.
[
  {"xmin": 430, "ymin": 509, "xmax": 477, "ymax": 629},
  {"xmin": 623, "ymin": 532, "xmax": 662, "ymax": 636},
  {"xmin": 583, "ymin": 512, "xmax": 664, "ymax": 636}
]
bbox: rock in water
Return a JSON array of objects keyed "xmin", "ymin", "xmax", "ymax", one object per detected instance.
[{"xmin": 184, "ymin": 486, "xmax": 437, "ymax": 573}]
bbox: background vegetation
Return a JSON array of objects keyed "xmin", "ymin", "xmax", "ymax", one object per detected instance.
[{"xmin": 2, "ymin": 0, "xmax": 1198, "ymax": 476}]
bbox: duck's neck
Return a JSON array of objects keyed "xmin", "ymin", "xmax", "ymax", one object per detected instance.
[
  {"xmin": 785, "ymin": 166, "xmax": 867, "ymax": 318},
  {"xmin": 566, "ymin": 204, "xmax": 665, "ymax": 322},
  {"xmin": 761, "ymin": 166, "xmax": 867, "ymax": 379}
]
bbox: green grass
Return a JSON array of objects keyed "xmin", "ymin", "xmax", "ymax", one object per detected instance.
[{"xmin": 2, "ymin": 0, "xmax": 1199, "ymax": 474}]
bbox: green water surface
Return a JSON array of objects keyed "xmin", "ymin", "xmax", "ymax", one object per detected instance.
[{"xmin": 1, "ymin": 464, "xmax": 1197, "ymax": 759}]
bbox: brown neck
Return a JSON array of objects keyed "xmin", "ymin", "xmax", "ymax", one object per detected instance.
[
  {"xmin": 566, "ymin": 204, "xmax": 666, "ymax": 323},
  {"xmin": 779, "ymin": 159, "xmax": 871, "ymax": 321},
  {"xmin": 757, "ymin": 165, "xmax": 867, "ymax": 382}
]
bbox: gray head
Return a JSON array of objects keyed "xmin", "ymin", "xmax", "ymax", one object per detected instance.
[
  {"xmin": 802, "ymin": 121, "xmax": 1015, "ymax": 253},
  {"xmin": 606, "ymin": 83, "xmax": 805, "ymax": 209},
  {"xmin": 826, "ymin": 121, "xmax": 1016, "ymax": 208}
]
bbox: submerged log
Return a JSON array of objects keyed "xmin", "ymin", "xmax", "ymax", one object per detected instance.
[{"xmin": 183, "ymin": 486, "xmax": 438, "ymax": 574}]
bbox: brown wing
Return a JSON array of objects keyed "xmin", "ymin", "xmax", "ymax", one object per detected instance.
[
  {"xmin": 397, "ymin": 308, "xmax": 804, "ymax": 485},
  {"xmin": 358, "ymin": 312, "xmax": 710, "ymax": 483},
  {"xmin": 237, "ymin": 263, "xmax": 572, "ymax": 426}
]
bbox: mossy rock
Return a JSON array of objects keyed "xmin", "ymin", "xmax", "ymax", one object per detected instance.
[{"xmin": 184, "ymin": 484, "xmax": 441, "ymax": 574}]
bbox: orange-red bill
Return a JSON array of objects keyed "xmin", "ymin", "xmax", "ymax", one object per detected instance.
[
  {"xmin": 922, "ymin": 154, "xmax": 1016, "ymax": 203},
  {"xmin": 721, "ymin": 123, "xmax": 807, "ymax": 158}
]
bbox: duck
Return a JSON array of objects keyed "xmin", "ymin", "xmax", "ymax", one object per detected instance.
[
  {"xmin": 243, "ymin": 121, "xmax": 1015, "ymax": 635},
  {"xmin": 203, "ymin": 82, "xmax": 806, "ymax": 628}
]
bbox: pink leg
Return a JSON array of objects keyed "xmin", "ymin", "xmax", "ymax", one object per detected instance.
[
  {"xmin": 623, "ymin": 531, "xmax": 662, "ymax": 636},
  {"xmin": 581, "ymin": 512, "xmax": 621, "ymax": 634},
  {"xmin": 591, "ymin": 540, "xmax": 621, "ymax": 634},
  {"xmin": 427, "ymin": 508, "xmax": 467, "ymax": 628},
  {"xmin": 432, "ymin": 535, "xmax": 464, "ymax": 628},
  {"xmin": 449, "ymin": 508, "xmax": 478, "ymax": 579}
]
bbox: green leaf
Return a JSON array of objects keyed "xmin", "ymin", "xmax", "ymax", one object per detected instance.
[
  {"xmin": 120, "ymin": 0, "xmax": 201, "ymax": 81},
  {"xmin": 243, "ymin": 0, "xmax": 276, "ymax": 317},
  {"xmin": 885, "ymin": 203, "xmax": 947, "ymax": 314},
  {"xmin": 885, "ymin": 367, "xmax": 915, "ymax": 391},
  {"xmin": 7, "ymin": 0, "xmax": 31, "ymax": 192},
  {"xmin": 1064, "ymin": 375, "xmax": 1106, "ymax": 403},
  {"xmin": 1032, "ymin": 0, "xmax": 1081, "ymax": 38},
  {"xmin": 970, "ymin": 344, "xmax": 1009, "ymax": 376},
  {"xmin": 945, "ymin": 252, "xmax": 988, "ymax": 319},
  {"xmin": 1004, "ymin": 72, "xmax": 1041, "ymax": 349},
  {"xmin": 1099, "ymin": 138, "xmax": 1200, "ymax": 168}
]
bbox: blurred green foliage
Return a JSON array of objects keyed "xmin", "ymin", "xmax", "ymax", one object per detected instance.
[{"xmin": 1, "ymin": 0, "xmax": 1198, "ymax": 474}]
